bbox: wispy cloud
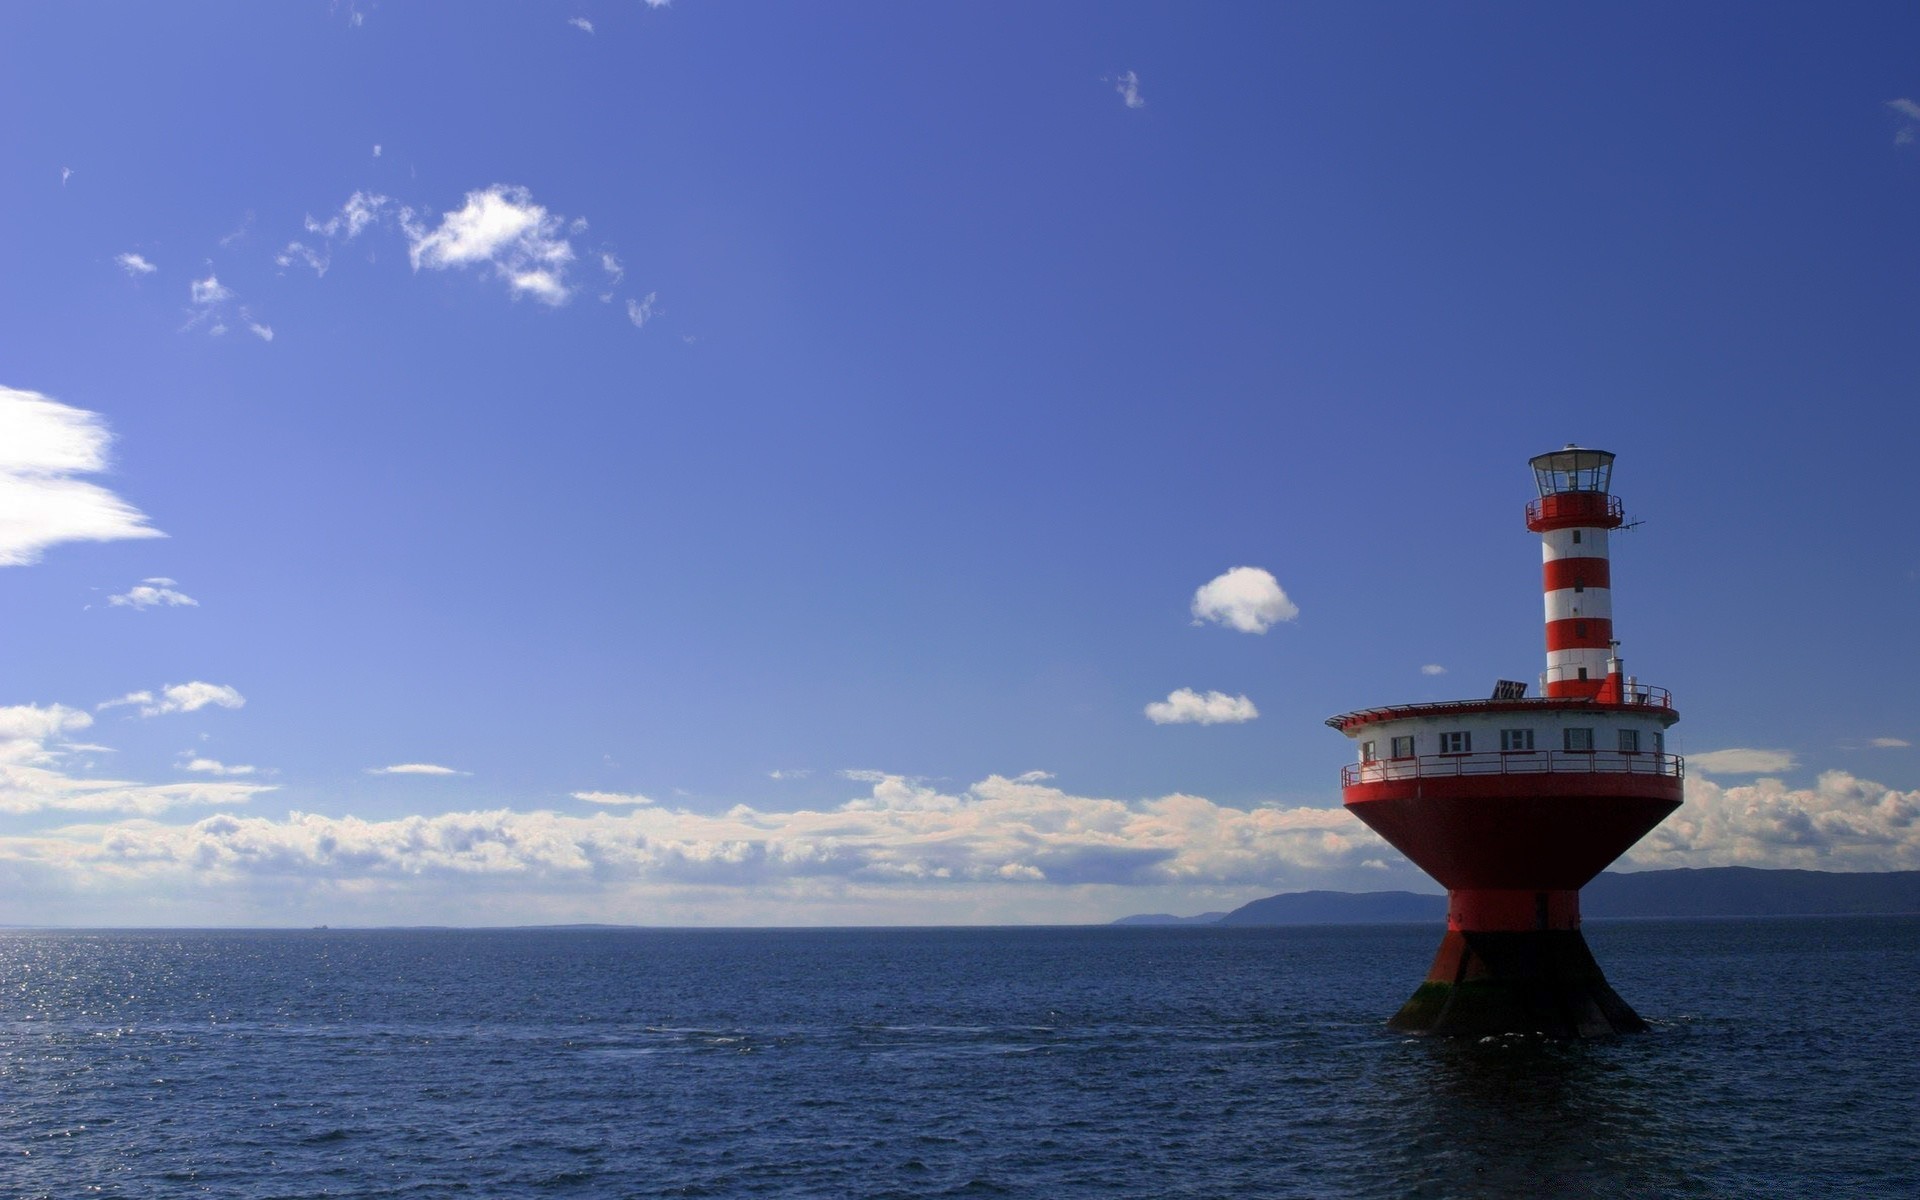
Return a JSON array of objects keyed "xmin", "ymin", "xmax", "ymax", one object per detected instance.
[
  {"xmin": 116, "ymin": 253, "xmax": 157, "ymax": 277},
  {"xmin": 769, "ymin": 769, "xmax": 812, "ymax": 780},
  {"xmin": 1113, "ymin": 70, "xmax": 1145, "ymax": 110},
  {"xmin": 181, "ymin": 757, "xmax": 256, "ymax": 777},
  {"xmin": 1190, "ymin": 566, "xmax": 1297, "ymax": 633},
  {"xmin": 1689, "ymin": 748, "xmax": 1796, "ymax": 775},
  {"xmin": 1869, "ymin": 737, "xmax": 1910, "ymax": 749},
  {"xmin": 108, "ymin": 578, "xmax": 198, "ymax": 609},
  {"xmin": 626, "ymin": 292, "xmax": 657, "ymax": 329},
  {"xmin": 1420, "ymin": 664, "xmax": 1447, "ymax": 676},
  {"xmin": 0, "ymin": 386, "xmax": 162, "ymax": 567},
  {"xmin": 568, "ymin": 16, "xmax": 594, "ymax": 33},
  {"xmin": 403, "ymin": 184, "xmax": 580, "ymax": 305},
  {"xmin": 366, "ymin": 763, "xmax": 467, "ymax": 776},
  {"xmin": 1145, "ymin": 688, "xmax": 1258, "ymax": 726},
  {"xmin": 573, "ymin": 791, "xmax": 654, "ymax": 806},
  {"xmin": 0, "ymin": 701, "xmax": 268, "ymax": 815},
  {"xmin": 189, "ymin": 274, "xmax": 231, "ymax": 306},
  {"xmin": 1890, "ymin": 99, "xmax": 1920, "ymax": 145},
  {"xmin": 99, "ymin": 682, "xmax": 245, "ymax": 719}
]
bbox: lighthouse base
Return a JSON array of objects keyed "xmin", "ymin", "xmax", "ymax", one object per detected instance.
[{"xmin": 1389, "ymin": 928, "xmax": 1647, "ymax": 1038}]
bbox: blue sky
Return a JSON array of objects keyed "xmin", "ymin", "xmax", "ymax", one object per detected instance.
[{"xmin": 2, "ymin": 3, "xmax": 1917, "ymax": 925}]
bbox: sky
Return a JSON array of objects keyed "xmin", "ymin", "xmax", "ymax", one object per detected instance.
[{"xmin": 1, "ymin": 2, "xmax": 1918, "ymax": 926}]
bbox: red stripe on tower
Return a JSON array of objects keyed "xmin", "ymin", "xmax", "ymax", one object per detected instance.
[{"xmin": 1527, "ymin": 446, "xmax": 1625, "ymax": 698}]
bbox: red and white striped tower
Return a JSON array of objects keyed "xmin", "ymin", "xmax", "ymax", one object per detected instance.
[{"xmin": 1529, "ymin": 446, "xmax": 1624, "ymax": 700}]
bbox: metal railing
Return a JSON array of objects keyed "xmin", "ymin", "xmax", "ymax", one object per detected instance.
[
  {"xmin": 1343, "ymin": 750, "xmax": 1684, "ymax": 787},
  {"xmin": 1525, "ymin": 492, "xmax": 1623, "ymax": 525}
]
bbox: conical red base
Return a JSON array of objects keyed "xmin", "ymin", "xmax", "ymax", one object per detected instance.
[{"xmin": 1389, "ymin": 927, "xmax": 1647, "ymax": 1037}]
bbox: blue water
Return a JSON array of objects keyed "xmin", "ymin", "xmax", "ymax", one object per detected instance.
[{"xmin": 1, "ymin": 919, "xmax": 1915, "ymax": 1198}]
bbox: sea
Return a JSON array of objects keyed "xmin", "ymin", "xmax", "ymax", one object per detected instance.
[{"xmin": 1, "ymin": 918, "xmax": 1915, "ymax": 1198}]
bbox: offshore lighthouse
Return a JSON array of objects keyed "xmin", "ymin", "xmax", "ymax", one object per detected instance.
[{"xmin": 1326, "ymin": 447, "xmax": 1683, "ymax": 1037}]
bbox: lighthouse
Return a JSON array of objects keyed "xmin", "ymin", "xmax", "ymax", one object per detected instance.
[{"xmin": 1326, "ymin": 446, "xmax": 1683, "ymax": 1037}]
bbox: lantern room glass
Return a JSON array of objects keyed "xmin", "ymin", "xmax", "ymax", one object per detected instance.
[{"xmin": 1530, "ymin": 446, "xmax": 1615, "ymax": 496}]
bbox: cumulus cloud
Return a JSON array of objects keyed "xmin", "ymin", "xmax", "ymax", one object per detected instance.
[
  {"xmin": 116, "ymin": 253, "xmax": 157, "ymax": 276},
  {"xmin": 1628, "ymin": 770, "xmax": 1920, "ymax": 872},
  {"xmin": 27, "ymin": 773, "xmax": 1374, "ymax": 899},
  {"xmin": 1113, "ymin": 70, "xmax": 1145, "ymax": 109},
  {"xmin": 108, "ymin": 579, "xmax": 198, "ymax": 609},
  {"xmin": 404, "ymin": 185, "xmax": 580, "ymax": 305},
  {"xmin": 0, "ymin": 386, "xmax": 162, "ymax": 567},
  {"xmin": 1689, "ymin": 748, "xmax": 1797, "ymax": 776},
  {"xmin": 1145, "ymin": 688, "xmax": 1259, "ymax": 726},
  {"xmin": 0, "ymin": 702, "xmax": 267, "ymax": 815},
  {"xmin": 573, "ymin": 791, "xmax": 654, "ymax": 806},
  {"xmin": 1190, "ymin": 566, "xmax": 1297, "ymax": 633},
  {"xmin": 367, "ymin": 763, "xmax": 465, "ymax": 776},
  {"xmin": 99, "ymin": 682, "xmax": 245, "ymax": 719},
  {"xmin": 1420, "ymin": 664, "xmax": 1447, "ymax": 676}
]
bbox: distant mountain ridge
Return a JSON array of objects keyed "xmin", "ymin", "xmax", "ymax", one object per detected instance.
[{"xmin": 1111, "ymin": 868, "xmax": 1920, "ymax": 926}]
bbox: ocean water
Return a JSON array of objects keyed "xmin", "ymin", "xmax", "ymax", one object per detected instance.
[{"xmin": 1, "ymin": 919, "xmax": 1915, "ymax": 1198}]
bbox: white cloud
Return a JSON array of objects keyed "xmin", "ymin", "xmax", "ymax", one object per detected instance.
[
  {"xmin": 182, "ymin": 757, "xmax": 255, "ymax": 777},
  {"xmin": 569, "ymin": 16, "xmax": 594, "ymax": 33},
  {"xmin": 1145, "ymin": 688, "xmax": 1259, "ymax": 726},
  {"xmin": 0, "ymin": 701, "xmax": 267, "ymax": 815},
  {"xmin": 1689, "ymin": 748, "xmax": 1797, "ymax": 775},
  {"xmin": 1889, "ymin": 98, "xmax": 1920, "ymax": 120},
  {"xmin": 573, "ymin": 791, "xmax": 654, "ymax": 806},
  {"xmin": 367, "ymin": 763, "xmax": 466, "ymax": 776},
  {"xmin": 840, "ymin": 769, "xmax": 890, "ymax": 783},
  {"xmin": 768, "ymin": 769, "xmax": 812, "ymax": 780},
  {"xmin": 0, "ymin": 386, "xmax": 162, "ymax": 567},
  {"xmin": 1420, "ymin": 664, "xmax": 1447, "ymax": 676},
  {"xmin": 276, "ymin": 241, "xmax": 329, "ymax": 276},
  {"xmin": 1113, "ymin": 70, "xmax": 1145, "ymax": 110},
  {"xmin": 600, "ymin": 251, "xmax": 623, "ymax": 284},
  {"xmin": 372, "ymin": 144, "xmax": 383, "ymax": 158},
  {"xmin": 189, "ymin": 274, "xmax": 232, "ymax": 305},
  {"xmin": 404, "ymin": 184, "xmax": 580, "ymax": 305},
  {"xmin": 108, "ymin": 581, "xmax": 198, "ymax": 609},
  {"xmin": 248, "ymin": 322, "xmax": 274, "ymax": 342},
  {"xmin": 307, "ymin": 191, "xmax": 389, "ymax": 241},
  {"xmin": 61, "ymin": 166, "xmax": 73, "ymax": 186},
  {"xmin": 626, "ymin": 292, "xmax": 657, "ymax": 328},
  {"xmin": 1190, "ymin": 566, "xmax": 1297, "ymax": 633},
  {"xmin": 1869, "ymin": 737, "xmax": 1911, "ymax": 749},
  {"xmin": 644, "ymin": 0, "xmax": 670, "ymax": 8},
  {"xmin": 116, "ymin": 253, "xmax": 157, "ymax": 276},
  {"xmin": 100, "ymin": 682, "xmax": 245, "ymax": 719},
  {"xmin": 1628, "ymin": 770, "xmax": 1920, "ymax": 873},
  {"xmin": 23, "ymin": 773, "xmax": 1375, "ymax": 902}
]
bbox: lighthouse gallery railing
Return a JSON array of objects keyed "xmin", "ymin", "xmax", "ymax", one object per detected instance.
[{"xmin": 1343, "ymin": 750, "xmax": 1684, "ymax": 787}]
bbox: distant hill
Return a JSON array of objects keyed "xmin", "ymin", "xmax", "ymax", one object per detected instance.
[
  {"xmin": 1583, "ymin": 867, "xmax": 1920, "ymax": 918},
  {"xmin": 1111, "ymin": 912, "xmax": 1229, "ymax": 927},
  {"xmin": 1112, "ymin": 868, "xmax": 1920, "ymax": 927}
]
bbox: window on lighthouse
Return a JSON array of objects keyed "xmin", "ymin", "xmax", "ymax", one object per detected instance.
[
  {"xmin": 1565, "ymin": 728, "xmax": 1594, "ymax": 752},
  {"xmin": 1439, "ymin": 731, "xmax": 1471, "ymax": 755},
  {"xmin": 1501, "ymin": 729, "xmax": 1535, "ymax": 752},
  {"xmin": 1572, "ymin": 530, "xmax": 1583, "ymax": 544},
  {"xmin": 1390, "ymin": 735, "xmax": 1415, "ymax": 759},
  {"xmin": 1618, "ymin": 730, "xmax": 1641, "ymax": 753},
  {"xmin": 1361, "ymin": 740, "xmax": 1377, "ymax": 762}
]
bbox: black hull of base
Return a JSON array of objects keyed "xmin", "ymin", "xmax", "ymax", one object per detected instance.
[{"xmin": 1390, "ymin": 929, "xmax": 1648, "ymax": 1038}]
